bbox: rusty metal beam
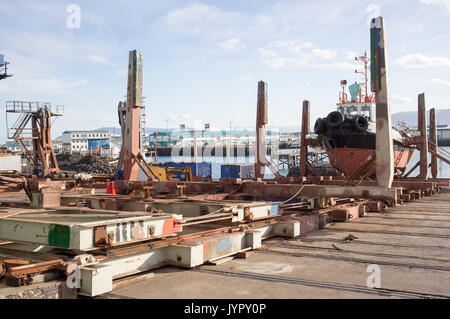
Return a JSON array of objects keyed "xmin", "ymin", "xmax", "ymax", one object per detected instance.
[
  {"xmin": 118, "ymin": 50, "xmax": 144, "ymax": 181},
  {"xmin": 430, "ymin": 150, "xmax": 450, "ymax": 166},
  {"xmin": 255, "ymin": 81, "xmax": 268, "ymax": 179},
  {"xmin": 315, "ymin": 179, "xmax": 437, "ymax": 191},
  {"xmin": 403, "ymin": 161, "xmax": 419, "ymax": 178},
  {"xmin": 114, "ymin": 180, "xmax": 399, "ymax": 202},
  {"xmin": 7, "ymin": 259, "xmax": 64, "ymax": 279},
  {"xmin": 344, "ymin": 154, "xmax": 375, "ymax": 186},
  {"xmin": 239, "ymin": 183, "xmax": 398, "ymax": 202},
  {"xmin": 418, "ymin": 93, "xmax": 428, "ymax": 179},
  {"xmin": 305, "ymin": 160, "xmax": 320, "ymax": 177},
  {"xmin": 371, "ymin": 16, "xmax": 394, "ymax": 188},
  {"xmin": 299, "ymin": 100, "xmax": 310, "ymax": 178},
  {"xmin": 430, "ymin": 107, "xmax": 438, "ymax": 178}
]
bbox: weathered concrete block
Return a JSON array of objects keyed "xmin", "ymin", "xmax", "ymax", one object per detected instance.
[{"xmin": 273, "ymin": 221, "xmax": 301, "ymax": 237}]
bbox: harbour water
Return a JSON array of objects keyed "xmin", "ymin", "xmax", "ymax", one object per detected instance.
[{"xmin": 145, "ymin": 147, "xmax": 450, "ymax": 179}]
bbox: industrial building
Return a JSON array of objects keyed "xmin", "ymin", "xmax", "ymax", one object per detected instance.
[{"xmin": 62, "ymin": 130, "xmax": 111, "ymax": 154}]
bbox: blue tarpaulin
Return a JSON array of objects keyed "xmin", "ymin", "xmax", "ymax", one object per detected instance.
[{"xmin": 88, "ymin": 139, "xmax": 109, "ymax": 150}]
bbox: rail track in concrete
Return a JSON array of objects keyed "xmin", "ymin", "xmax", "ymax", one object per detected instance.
[
  {"xmin": 107, "ymin": 189, "xmax": 450, "ymax": 299},
  {"xmin": 193, "ymin": 268, "xmax": 447, "ymax": 299}
]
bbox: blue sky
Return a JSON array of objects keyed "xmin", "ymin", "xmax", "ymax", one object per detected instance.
[{"xmin": 1, "ymin": 0, "xmax": 450, "ymax": 143}]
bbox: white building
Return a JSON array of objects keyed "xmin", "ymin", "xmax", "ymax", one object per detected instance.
[{"xmin": 62, "ymin": 130, "xmax": 111, "ymax": 154}]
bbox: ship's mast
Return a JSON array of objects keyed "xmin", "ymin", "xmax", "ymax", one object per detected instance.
[{"xmin": 355, "ymin": 52, "xmax": 371, "ymax": 102}]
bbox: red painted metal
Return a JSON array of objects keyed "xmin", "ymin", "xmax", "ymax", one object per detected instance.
[{"xmin": 326, "ymin": 147, "xmax": 414, "ymax": 176}]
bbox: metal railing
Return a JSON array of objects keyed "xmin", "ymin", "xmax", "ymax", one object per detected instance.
[{"xmin": 6, "ymin": 101, "xmax": 64, "ymax": 116}]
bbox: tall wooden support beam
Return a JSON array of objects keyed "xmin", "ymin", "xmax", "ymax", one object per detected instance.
[
  {"xmin": 418, "ymin": 93, "xmax": 428, "ymax": 179},
  {"xmin": 255, "ymin": 81, "xmax": 268, "ymax": 179},
  {"xmin": 299, "ymin": 100, "xmax": 310, "ymax": 177},
  {"xmin": 118, "ymin": 50, "xmax": 144, "ymax": 181},
  {"xmin": 371, "ymin": 16, "xmax": 394, "ymax": 188},
  {"xmin": 430, "ymin": 107, "xmax": 438, "ymax": 178}
]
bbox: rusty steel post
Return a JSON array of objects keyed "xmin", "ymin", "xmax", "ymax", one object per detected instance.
[
  {"xmin": 299, "ymin": 100, "xmax": 310, "ymax": 178},
  {"xmin": 371, "ymin": 16, "xmax": 394, "ymax": 188},
  {"xmin": 32, "ymin": 107, "xmax": 60, "ymax": 176},
  {"xmin": 418, "ymin": 93, "xmax": 428, "ymax": 179},
  {"xmin": 255, "ymin": 81, "xmax": 268, "ymax": 179},
  {"xmin": 430, "ymin": 107, "xmax": 437, "ymax": 178},
  {"xmin": 120, "ymin": 50, "xmax": 144, "ymax": 181}
]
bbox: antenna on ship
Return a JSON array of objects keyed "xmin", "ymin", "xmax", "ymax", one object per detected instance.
[{"xmin": 354, "ymin": 51, "xmax": 374, "ymax": 102}]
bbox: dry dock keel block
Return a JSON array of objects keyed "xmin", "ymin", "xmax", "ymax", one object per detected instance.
[
  {"xmin": 78, "ymin": 220, "xmax": 300, "ymax": 296},
  {"xmin": 0, "ymin": 208, "xmax": 182, "ymax": 250}
]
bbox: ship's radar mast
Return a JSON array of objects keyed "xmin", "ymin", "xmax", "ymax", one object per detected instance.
[
  {"xmin": 354, "ymin": 52, "xmax": 375, "ymax": 102},
  {"xmin": 338, "ymin": 51, "xmax": 375, "ymax": 104}
]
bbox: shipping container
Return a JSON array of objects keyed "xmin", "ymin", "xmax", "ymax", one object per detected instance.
[
  {"xmin": 221, "ymin": 164, "xmax": 254, "ymax": 179},
  {"xmin": 168, "ymin": 162, "xmax": 212, "ymax": 179}
]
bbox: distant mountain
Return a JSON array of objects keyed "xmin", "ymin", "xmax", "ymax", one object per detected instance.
[{"xmin": 391, "ymin": 108, "xmax": 450, "ymax": 128}]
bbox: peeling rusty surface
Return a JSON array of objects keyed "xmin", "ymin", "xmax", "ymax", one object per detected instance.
[
  {"xmin": 4, "ymin": 259, "xmax": 30, "ymax": 270},
  {"xmin": 93, "ymin": 225, "xmax": 107, "ymax": 246},
  {"xmin": 6, "ymin": 259, "xmax": 64, "ymax": 279}
]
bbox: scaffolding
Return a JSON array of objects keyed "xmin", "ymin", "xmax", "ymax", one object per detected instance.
[{"xmin": 5, "ymin": 101, "xmax": 64, "ymax": 176}]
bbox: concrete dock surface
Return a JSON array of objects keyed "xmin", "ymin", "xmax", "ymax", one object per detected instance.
[
  {"xmin": 107, "ymin": 189, "xmax": 450, "ymax": 299},
  {"xmin": 0, "ymin": 189, "xmax": 449, "ymax": 299}
]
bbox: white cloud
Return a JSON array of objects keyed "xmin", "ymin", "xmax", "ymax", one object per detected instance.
[
  {"xmin": 420, "ymin": 0, "xmax": 450, "ymax": 10},
  {"xmin": 218, "ymin": 38, "xmax": 245, "ymax": 52},
  {"xmin": 257, "ymin": 48, "xmax": 276, "ymax": 58},
  {"xmin": 258, "ymin": 40, "xmax": 352, "ymax": 71},
  {"xmin": 396, "ymin": 53, "xmax": 450, "ymax": 68},
  {"xmin": 311, "ymin": 48, "xmax": 337, "ymax": 59},
  {"xmin": 345, "ymin": 51, "xmax": 357, "ymax": 60},
  {"xmin": 430, "ymin": 78, "xmax": 450, "ymax": 86},
  {"xmin": 263, "ymin": 57, "xmax": 293, "ymax": 70},
  {"xmin": 391, "ymin": 94, "xmax": 413, "ymax": 104},
  {"xmin": 311, "ymin": 62, "xmax": 358, "ymax": 71},
  {"xmin": 0, "ymin": 77, "xmax": 87, "ymax": 94},
  {"xmin": 116, "ymin": 69, "xmax": 127, "ymax": 76},
  {"xmin": 272, "ymin": 41, "xmax": 297, "ymax": 48},
  {"xmin": 88, "ymin": 54, "xmax": 109, "ymax": 64},
  {"xmin": 166, "ymin": 3, "xmax": 241, "ymax": 36},
  {"xmin": 236, "ymin": 73, "xmax": 254, "ymax": 82}
]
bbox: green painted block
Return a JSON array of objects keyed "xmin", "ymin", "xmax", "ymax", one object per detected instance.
[{"xmin": 48, "ymin": 224, "xmax": 71, "ymax": 248}]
